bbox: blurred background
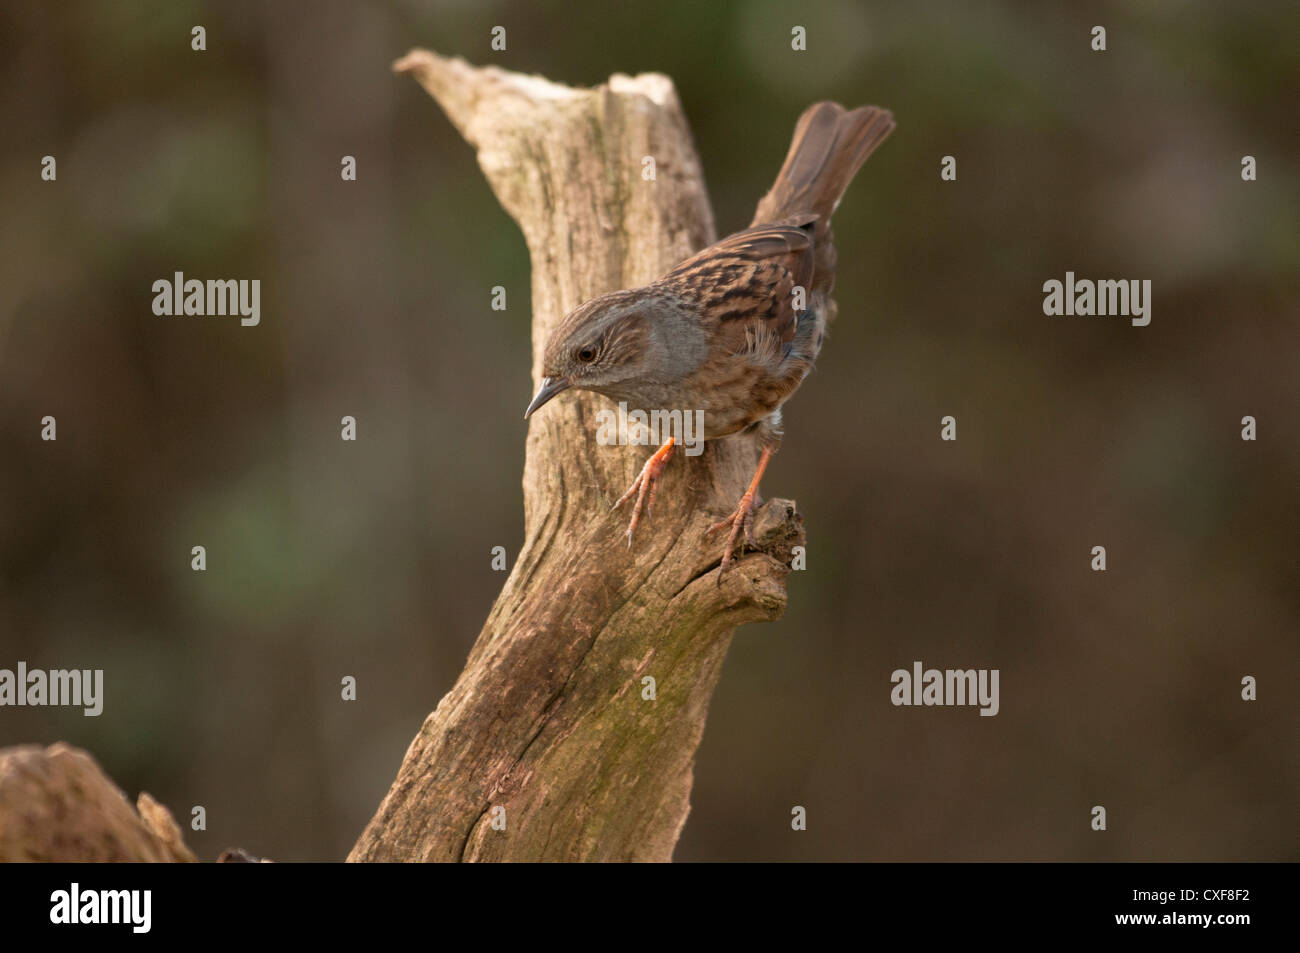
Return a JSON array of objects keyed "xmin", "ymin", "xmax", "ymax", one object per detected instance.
[{"xmin": 1, "ymin": 0, "xmax": 1297, "ymax": 861}]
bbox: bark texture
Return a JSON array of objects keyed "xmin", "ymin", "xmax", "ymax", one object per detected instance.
[
  {"xmin": 349, "ymin": 51, "xmax": 804, "ymax": 862},
  {"xmin": 0, "ymin": 743, "xmax": 196, "ymax": 862}
]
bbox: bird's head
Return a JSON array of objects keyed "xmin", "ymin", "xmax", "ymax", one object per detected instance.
[{"xmin": 524, "ymin": 288, "xmax": 702, "ymax": 419}]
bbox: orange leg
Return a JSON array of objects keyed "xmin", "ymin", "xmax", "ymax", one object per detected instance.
[
  {"xmin": 612, "ymin": 437, "xmax": 676, "ymax": 547},
  {"xmin": 708, "ymin": 445, "xmax": 775, "ymax": 582}
]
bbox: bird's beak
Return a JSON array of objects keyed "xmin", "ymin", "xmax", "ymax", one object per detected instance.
[{"xmin": 523, "ymin": 376, "xmax": 571, "ymax": 419}]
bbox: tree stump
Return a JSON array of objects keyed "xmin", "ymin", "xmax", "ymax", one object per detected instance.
[{"xmin": 349, "ymin": 51, "xmax": 804, "ymax": 862}]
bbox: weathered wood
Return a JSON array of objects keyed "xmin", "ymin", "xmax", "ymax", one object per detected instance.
[
  {"xmin": 349, "ymin": 51, "xmax": 804, "ymax": 862},
  {"xmin": 0, "ymin": 743, "xmax": 196, "ymax": 862}
]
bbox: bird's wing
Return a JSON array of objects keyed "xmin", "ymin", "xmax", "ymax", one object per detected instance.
[{"xmin": 661, "ymin": 224, "xmax": 816, "ymax": 364}]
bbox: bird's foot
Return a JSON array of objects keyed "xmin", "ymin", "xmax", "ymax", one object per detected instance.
[
  {"xmin": 707, "ymin": 490, "xmax": 762, "ymax": 584},
  {"xmin": 612, "ymin": 438, "xmax": 676, "ymax": 547}
]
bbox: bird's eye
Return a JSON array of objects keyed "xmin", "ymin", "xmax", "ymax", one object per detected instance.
[{"xmin": 576, "ymin": 345, "xmax": 598, "ymax": 363}]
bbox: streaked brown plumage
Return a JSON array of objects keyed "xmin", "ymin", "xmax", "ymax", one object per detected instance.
[{"xmin": 525, "ymin": 101, "xmax": 895, "ymax": 578}]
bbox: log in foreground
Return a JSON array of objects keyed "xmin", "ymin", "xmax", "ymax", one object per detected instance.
[
  {"xmin": 0, "ymin": 743, "xmax": 195, "ymax": 863},
  {"xmin": 350, "ymin": 52, "xmax": 804, "ymax": 862}
]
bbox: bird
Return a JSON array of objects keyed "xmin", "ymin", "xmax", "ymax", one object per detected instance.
[{"xmin": 523, "ymin": 101, "xmax": 895, "ymax": 580}]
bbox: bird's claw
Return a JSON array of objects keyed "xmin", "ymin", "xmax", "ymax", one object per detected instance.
[
  {"xmin": 708, "ymin": 492, "xmax": 761, "ymax": 584},
  {"xmin": 612, "ymin": 439, "xmax": 676, "ymax": 548}
]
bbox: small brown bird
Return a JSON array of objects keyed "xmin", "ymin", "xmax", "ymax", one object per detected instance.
[{"xmin": 524, "ymin": 101, "xmax": 894, "ymax": 579}]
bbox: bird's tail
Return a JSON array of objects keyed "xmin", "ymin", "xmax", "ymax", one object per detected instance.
[{"xmin": 752, "ymin": 102, "xmax": 894, "ymax": 227}]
